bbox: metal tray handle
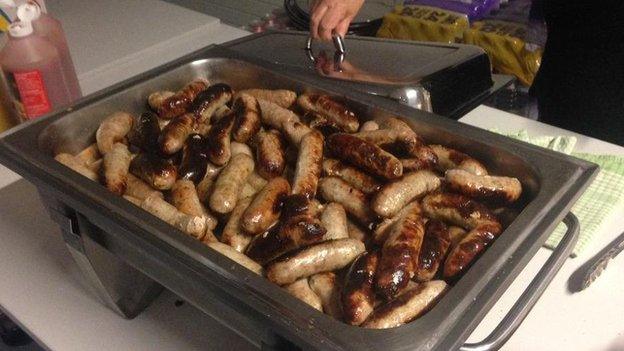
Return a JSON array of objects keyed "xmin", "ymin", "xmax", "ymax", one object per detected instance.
[{"xmin": 460, "ymin": 212, "xmax": 580, "ymax": 351}]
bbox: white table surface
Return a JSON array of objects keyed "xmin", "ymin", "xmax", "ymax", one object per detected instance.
[{"xmin": 1, "ymin": 2, "xmax": 623, "ymax": 349}]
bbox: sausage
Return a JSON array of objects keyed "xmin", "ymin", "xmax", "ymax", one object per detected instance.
[
  {"xmin": 55, "ymin": 153, "xmax": 99, "ymax": 181},
  {"xmin": 400, "ymin": 145, "xmax": 438, "ymax": 172},
  {"xmin": 75, "ymin": 144, "xmax": 101, "ymax": 166},
  {"xmin": 147, "ymin": 90, "xmax": 175, "ymax": 112},
  {"xmin": 196, "ymin": 163, "xmax": 222, "ymax": 203},
  {"xmin": 429, "ymin": 144, "xmax": 488, "ymax": 176},
  {"xmin": 445, "ymin": 169, "xmax": 522, "ymax": 205},
  {"xmin": 318, "ymin": 177, "xmax": 377, "ymax": 228},
  {"xmin": 96, "ymin": 111, "xmax": 134, "ymax": 155},
  {"xmin": 209, "ymin": 153, "xmax": 255, "ymax": 214},
  {"xmin": 245, "ymin": 215, "xmax": 326, "ymax": 265},
  {"xmin": 236, "ymin": 89, "xmax": 297, "ymax": 108},
  {"xmin": 266, "ymin": 238, "xmax": 366, "ymax": 285},
  {"xmin": 212, "ymin": 105, "xmax": 232, "ymax": 122},
  {"xmin": 322, "ymin": 159, "xmax": 381, "ymax": 194},
  {"xmin": 158, "ymin": 113, "xmax": 195, "ymax": 155},
  {"xmin": 327, "ymin": 133, "xmax": 402, "ymax": 180},
  {"xmin": 128, "ymin": 111, "xmax": 160, "ymax": 151},
  {"xmin": 241, "ymin": 177, "xmax": 290, "ymax": 234},
  {"xmin": 206, "ymin": 242, "xmax": 264, "ymax": 275},
  {"xmin": 443, "ymin": 222, "xmax": 502, "ymax": 279},
  {"xmin": 375, "ymin": 205, "xmax": 425, "ymax": 301},
  {"xmin": 190, "ymin": 83, "xmax": 233, "ymax": 124},
  {"xmin": 342, "ymin": 251, "xmax": 378, "ymax": 325},
  {"xmin": 321, "ymin": 203, "xmax": 349, "ymax": 241},
  {"xmin": 421, "ymin": 192, "xmax": 500, "ymax": 230},
  {"xmin": 352, "ymin": 129, "xmax": 404, "ymax": 147},
  {"xmin": 308, "ymin": 272, "xmax": 343, "ymax": 318},
  {"xmin": 281, "ymin": 120, "xmax": 313, "ymax": 146},
  {"xmin": 125, "ymin": 173, "xmax": 163, "ymax": 201},
  {"xmin": 157, "ymin": 79, "xmax": 209, "ymax": 119},
  {"xmin": 123, "ymin": 195, "xmax": 142, "ymax": 207},
  {"xmin": 246, "ymin": 171, "xmax": 269, "ymax": 191},
  {"xmin": 171, "ymin": 179, "xmax": 218, "ymax": 231},
  {"xmin": 140, "ymin": 193, "xmax": 206, "ymax": 238},
  {"xmin": 292, "ymin": 131, "xmax": 324, "ymax": 200},
  {"xmin": 372, "ymin": 201, "xmax": 421, "ymax": 245},
  {"xmin": 129, "ymin": 153, "xmax": 177, "ymax": 190},
  {"xmin": 372, "ymin": 170, "xmax": 441, "ymax": 218},
  {"xmin": 284, "ymin": 278, "xmax": 323, "ymax": 311},
  {"xmin": 232, "ymin": 93, "xmax": 261, "ymax": 143},
  {"xmin": 297, "ymin": 94, "xmax": 359, "ymax": 133},
  {"xmin": 255, "ymin": 129, "xmax": 286, "ymax": 180},
  {"xmin": 448, "ymin": 226, "xmax": 468, "ymax": 248},
  {"xmin": 179, "ymin": 134, "xmax": 208, "ymax": 183},
  {"xmin": 221, "ymin": 197, "xmax": 254, "ymax": 252},
  {"xmin": 280, "ymin": 194, "xmax": 323, "ymax": 220},
  {"xmin": 205, "ymin": 113, "xmax": 235, "ymax": 166},
  {"xmin": 102, "ymin": 143, "xmax": 133, "ymax": 195},
  {"xmin": 362, "ymin": 280, "xmax": 448, "ymax": 329},
  {"xmin": 359, "ymin": 120, "xmax": 379, "ymax": 132},
  {"xmin": 257, "ymin": 98, "xmax": 300, "ymax": 129},
  {"xmin": 414, "ymin": 220, "xmax": 452, "ymax": 282},
  {"xmin": 347, "ymin": 220, "xmax": 369, "ymax": 243},
  {"xmin": 193, "ymin": 121, "xmax": 211, "ymax": 137}
]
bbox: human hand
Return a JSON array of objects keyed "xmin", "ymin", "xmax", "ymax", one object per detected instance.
[{"xmin": 309, "ymin": 0, "xmax": 365, "ymax": 41}]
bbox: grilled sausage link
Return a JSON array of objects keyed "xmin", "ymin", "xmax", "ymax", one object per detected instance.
[
  {"xmin": 255, "ymin": 129, "xmax": 286, "ymax": 180},
  {"xmin": 75, "ymin": 144, "xmax": 101, "ymax": 166},
  {"xmin": 362, "ymin": 280, "xmax": 448, "ymax": 329},
  {"xmin": 322, "ymin": 159, "xmax": 381, "ymax": 194},
  {"xmin": 189, "ymin": 83, "xmax": 232, "ymax": 123},
  {"xmin": 309, "ymin": 272, "xmax": 343, "ymax": 318},
  {"xmin": 241, "ymin": 177, "xmax": 290, "ymax": 234},
  {"xmin": 221, "ymin": 197, "xmax": 254, "ymax": 252},
  {"xmin": 209, "ymin": 153, "xmax": 255, "ymax": 214},
  {"xmin": 414, "ymin": 220, "xmax": 452, "ymax": 282},
  {"xmin": 232, "ymin": 93, "xmax": 261, "ymax": 143},
  {"xmin": 318, "ymin": 177, "xmax": 377, "ymax": 228},
  {"xmin": 445, "ymin": 169, "xmax": 522, "ymax": 205},
  {"xmin": 284, "ymin": 278, "xmax": 323, "ymax": 311},
  {"xmin": 266, "ymin": 238, "xmax": 366, "ymax": 285},
  {"xmin": 444, "ymin": 222, "xmax": 502, "ymax": 279},
  {"xmin": 347, "ymin": 220, "xmax": 369, "ymax": 243},
  {"xmin": 158, "ymin": 113, "xmax": 195, "ymax": 155},
  {"xmin": 359, "ymin": 120, "xmax": 379, "ymax": 132},
  {"xmin": 236, "ymin": 89, "xmax": 297, "ymax": 108},
  {"xmin": 342, "ymin": 251, "xmax": 379, "ymax": 325},
  {"xmin": 206, "ymin": 242, "xmax": 264, "ymax": 275},
  {"xmin": 372, "ymin": 201, "xmax": 421, "ymax": 245},
  {"xmin": 257, "ymin": 98, "xmax": 300, "ymax": 129},
  {"xmin": 103, "ymin": 143, "xmax": 133, "ymax": 195},
  {"xmin": 321, "ymin": 202, "xmax": 349, "ymax": 241},
  {"xmin": 400, "ymin": 145, "xmax": 439, "ymax": 172},
  {"xmin": 292, "ymin": 131, "xmax": 324, "ymax": 200},
  {"xmin": 430, "ymin": 144, "xmax": 488, "ymax": 176},
  {"xmin": 140, "ymin": 193, "xmax": 206, "ymax": 238},
  {"xmin": 372, "ymin": 170, "xmax": 441, "ymax": 218},
  {"xmin": 129, "ymin": 153, "xmax": 177, "ymax": 190},
  {"xmin": 157, "ymin": 79, "xmax": 209, "ymax": 119},
  {"xmin": 125, "ymin": 173, "xmax": 163, "ymax": 201},
  {"xmin": 375, "ymin": 205, "xmax": 426, "ymax": 301},
  {"xmin": 147, "ymin": 90, "xmax": 174, "ymax": 112},
  {"xmin": 281, "ymin": 120, "xmax": 313, "ymax": 146},
  {"xmin": 96, "ymin": 111, "xmax": 134, "ymax": 155},
  {"xmin": 205, "ymin": 113, "xmax": 235, "ymax": 166},
  {"xmin": 297, "ymin": 94, "xmax": 359, "ymax": 133},
  {"xmin": 179, "ymin": 134, "xmax": 208, "ymax": 183},
  {"xmin": 55, "ymin": 153, "xmax": 99, "ymax": 181},
  {"xmin": 171, "ymin": 179, "xmax": 218, "ymax": 231},
  {"xmin": 327, "ymin": 133, "xmax": 403, "ymax": 180}
]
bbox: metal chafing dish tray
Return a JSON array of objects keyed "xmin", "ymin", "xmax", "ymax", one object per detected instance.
[{"xmin": 0, "ymin": 37, "xmax": 596, "ymax": 351}]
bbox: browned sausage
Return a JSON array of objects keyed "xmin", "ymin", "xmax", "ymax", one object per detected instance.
[
  {"xmin": 320, "ymin": 203, "xmax": 349, "ymax": 241},
  {"xmin": 209, "ymin": 153, "xmax": 254, "ymax": 214},
  {"xmin": 147, "ymin": 90, "xmax": 174, "ymax": 112},
  {"xmin": 375, "ymin": 205, "xmax": 425, "ymax": 301},
  {"xmin": 179, "ymin": 134, "xmax": 208, "ymax": 183},
  {"xmin": 322, "ymin": 158, "xmax": 381, "ymax": 194},
  {"xmin": 266, "ymin": 238, "xmax": 366, "ymax": 285},
  {"xmin": 318, "ymin": 177, "xmax": 377, "ymax": 228},
  {"xmin": 327, "ymin": 133, "xmax": 402, "ymax": 180},
  {"xmin": 125, "ymin": 173, "xmax": 163, "ymax": 200},
  {"xmin": 129, "ymin": 153, "xmax": 177, "ymax": 190},
  {"xmin": 429, "ymin": 144, "xmax": 488, "ymax": 175},
  {"xmin": 414, "ymin": 220, "xmax": 451, "ymax": 282},
  {"xmin": 157, "ymin": 79, "xmax": 209, "ymax": 119},
  {"xmin": 241, "ymin": 177, "xmax": 290, "ymax": 234},
  {"xmin": 236, "ymin": 89, "xmax": 297, "ymax": 108},
  {"xmin": 342, "ymin": 251, "xmax": 379, "ymax": 325},
  {"xmin": 206, "ymin": 242, "xmax": 263, "ymax": 275},
  {"xmin": 292, "ymin": 131, "xmax": 324, "ymax": 200},
  {"xmin": 221, "ymin": 197, "xmax": 254, "ymax": 252},
  {"xmin": 372, "ymin": 170, "xmax": 441, "ymax": 218},
  {"xmin": 190, "ymin": 83, "xmax": 232, "ymax": 124},
  {"xmin": 96, "ymin": 111, "xmax": 134, "ymax": 155},
  {"xmin": 297, "ymin": 94, "xmax": 359, "ymax": 133},
  {"xmin": 284, "ymin": 278, "xmax": 323, "ymax": 311},
  {"xmin": 255, "ymin": 129, "xmax": 286, "ymax": 180},
  {"xmin": 281, "ymin": 120, "xmax": 313, "ymax": 146},
  {"xmin": 257, "ymin": 98, "xmax": 300, "ymax": 129},
  {"xmin": 445, "ymin": 169, "xmax": 522, "ymax": 206},
  {"xmin": 232, "ymin": 93, "xmax": 261, "ymax": 143},
  {"xmin": 205, "ymin": 113, "xmax": 235, "ymax": 166},
  {"xmin": 400, "ymin": 145, "xmax": 438, "ymax": 172},
  {"xmin": 171, "ymin": 179, "xmax": 218, "ymax": 231},
  {"xmin": 372, "ymin": 201, "xmax": 422, "ymax": 245},
  {"xmin": 158, "ymin": 113, "xmax": 195, "ymax": 155},
  {"xmin": 102, "ymin": 143, "xmax": 133, "ymax": 195},
  {"xmin": 443, "ymin": 222, "xmax": 502, "ymax": 279},
  {"xmin": 128, "ymin": 111, "xmax": 160, "ymax": 151},
  {"xmin": 308, "ymin": 272, "xmax": 343, "ymax": 318}
]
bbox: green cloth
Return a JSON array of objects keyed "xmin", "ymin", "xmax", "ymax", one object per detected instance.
[{"xmin": 493, "ymin": 130, "xmax": 624, "ymax": 257}]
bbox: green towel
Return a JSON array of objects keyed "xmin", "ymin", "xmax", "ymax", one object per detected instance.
[{"xmin": 492, "ymin": 130, "xmax": 624, "ymax": 257}]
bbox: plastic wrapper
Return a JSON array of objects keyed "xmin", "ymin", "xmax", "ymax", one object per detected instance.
[
  {"xmin": 403, "ymin": 0, "xmax": 500, "ymax": 21},
  {"xmin": 463, "ymin": 20, "xmax": 542, "ymax": 86},
  {"xmin": 376, "ymin": 5, "xmax": 469, "ymax": 44}
]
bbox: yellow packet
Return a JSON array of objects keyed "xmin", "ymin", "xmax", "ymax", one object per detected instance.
[{"xmin": 377, "ymin": 5, "xmax": 469, "ymax": 44}]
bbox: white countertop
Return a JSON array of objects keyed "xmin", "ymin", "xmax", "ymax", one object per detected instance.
[{"xmin": 1, "ymin": 2, "xmax": 623, "ymax": 350}]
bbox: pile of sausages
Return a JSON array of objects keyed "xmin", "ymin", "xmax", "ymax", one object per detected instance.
[{"xmin": 54, "ymin": 78, "xmax": 523, "ymax": 329}]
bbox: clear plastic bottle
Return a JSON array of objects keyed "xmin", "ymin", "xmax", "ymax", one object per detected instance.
[
  {"xmin": 0, "ymin": 21, "xmax": 71, "ymax": 121},
  {"xmin": 17, "ymin": 1, "xmax": 82, "ymax": 101}
]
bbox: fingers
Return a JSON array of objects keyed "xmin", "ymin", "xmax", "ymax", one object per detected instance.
[
  {"xmin": 310, "ymin": 2, "xmax": 328, "ymax": 39},
  {"xmin": 318, "ymin": 7, "xmax": 345, "ymax": 41},
  {"xmin": 334, "ymin": 17, "xmax": 352, "ymax": 38}
]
